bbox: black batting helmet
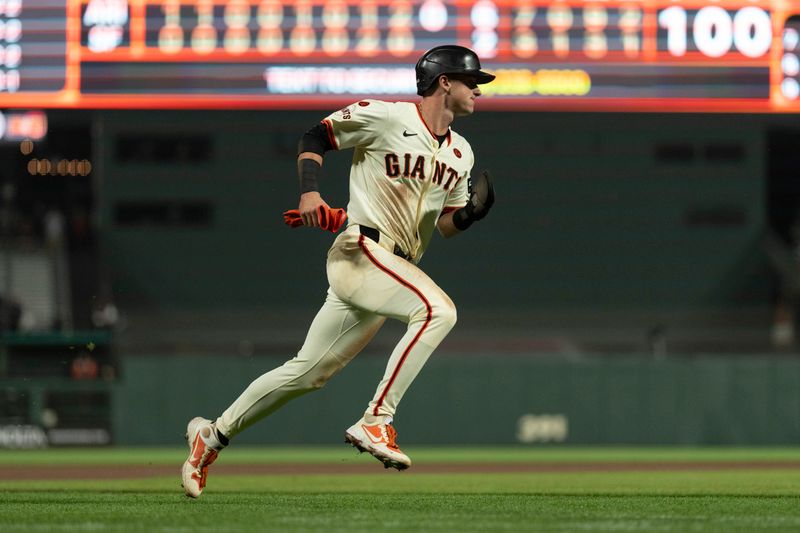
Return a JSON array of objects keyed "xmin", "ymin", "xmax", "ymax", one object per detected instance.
[{"xmin": 415, "ymin": 45, "xmax": 496, "ymax": 96}]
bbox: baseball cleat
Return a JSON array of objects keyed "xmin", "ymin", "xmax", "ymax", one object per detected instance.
[
  {"xmin": 344, "ymin": 418, "xmax": 411, "ymax": 471},
  {"xmin": 181, "ymin": 417, "xmax": 225, "ymax": 498}
]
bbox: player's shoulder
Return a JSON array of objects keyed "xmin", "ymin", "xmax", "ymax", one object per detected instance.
[
  {"xmin": 339, "ymin": 99, "xmax": 389, "ymax": 113},
  {"xmin": 349, "ymin": 99, "xmax": 400, "ymax": 121},
  {"xmin": 373, "ymin": 100, "xmax": 418, "ymax": 118},
  {"xmin": 369, "ymin": 100, "xmax": 420, "ymax": 118},
  {"xmin": 351, "ymin": 98, "xmax": 388, "ymax": 108},
  {"xmin": 354, "ymin": 100, "xmax": 416, "ymax": 125}
]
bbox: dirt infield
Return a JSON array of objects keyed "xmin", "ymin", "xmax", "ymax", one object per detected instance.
[{"xmin": 4, "ymin": 461, "xmax": 800, "ymax": 480}]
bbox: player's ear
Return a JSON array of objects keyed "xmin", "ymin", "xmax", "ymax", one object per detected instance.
[
  {"xmin": 422, "ymin": 75, "xmax": 446, "ymax": 97},
  {"xmin": 439, "ymin": 75, "xmax": 451, "ymax": 93}
]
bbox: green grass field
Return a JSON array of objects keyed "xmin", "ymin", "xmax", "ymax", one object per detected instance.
[{"xmin": 2, "ymin": 447, "xmax": 799, "ymax": 532}]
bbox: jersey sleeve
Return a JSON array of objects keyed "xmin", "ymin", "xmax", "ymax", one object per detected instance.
[{"xmin": 321, "ymin": 99, "xmax": 390, "ymax": 150}]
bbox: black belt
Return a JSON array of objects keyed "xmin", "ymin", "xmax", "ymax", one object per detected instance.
[{"xmin": 359, "ymin": 226, "xmax": 411, "ymax": 260}]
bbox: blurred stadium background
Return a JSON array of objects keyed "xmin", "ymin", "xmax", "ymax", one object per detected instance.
[{"xmin": 1, "ymin": 0, "xmax": 800, "ymax": 451}]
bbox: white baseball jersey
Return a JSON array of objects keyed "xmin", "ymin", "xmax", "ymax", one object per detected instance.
[{"xmin": 322, "ymin": 100, "xmax": 472, "ymax": 261}]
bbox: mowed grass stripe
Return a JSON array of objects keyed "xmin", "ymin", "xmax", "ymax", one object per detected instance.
[
  {"xmin": 3, "ymin": 470, "xmax": 800, "ymax": 496},
  {"xmin": 2, "ymin": 446, "xmax": 799, "ymax": 465},
  {"xmin": 1, "ymin": 489, "xmax": 799, "ymax": 532},
  {"xmin": 3, "ymin": 460, "xmax": 800, "ymax": 532}
]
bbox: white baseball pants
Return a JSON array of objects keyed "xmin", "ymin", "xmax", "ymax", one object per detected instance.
[{"xmin": 215, "ymin": 224, "xmax": 457, "ymax": 439}]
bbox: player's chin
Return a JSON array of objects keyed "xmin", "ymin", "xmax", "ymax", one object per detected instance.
[{"xmin": 455, "ymin": 103, "xmax": 475, "ymax": 117}]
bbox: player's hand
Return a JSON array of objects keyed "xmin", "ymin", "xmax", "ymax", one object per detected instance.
[
  {"xmin": 467, "ymin": 170, "xmax": 495, "ymax": 220},
  {"xmin": 298, "ymin": 192, "xmax": 330, "ymax": 227},
  {"xmin": 284, "ymin": 201, "xmax": 347, "ymax": 233}
]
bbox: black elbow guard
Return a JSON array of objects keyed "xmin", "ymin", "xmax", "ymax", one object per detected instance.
[{"xmin": 298, "ymin": 122, "xmax": 333, "ymax": 156}]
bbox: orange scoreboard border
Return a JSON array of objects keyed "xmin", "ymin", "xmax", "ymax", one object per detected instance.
[{"xmin": 0, "ymin": 0, "xmax": 797, "ymax": 112}]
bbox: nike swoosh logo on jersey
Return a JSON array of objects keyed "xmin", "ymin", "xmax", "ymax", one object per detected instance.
[{"xmin": 403, "ymin": 130, "xmax": 417, "ymax": 137}]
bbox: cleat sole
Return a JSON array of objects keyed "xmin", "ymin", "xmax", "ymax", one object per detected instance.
[
  {"xmin": 345, "ymin": 434, "xmax": 367, "ymax": 453},
  {"xmin": 344, "ymin": 433, "xmax": 409, "ymax": 471}
]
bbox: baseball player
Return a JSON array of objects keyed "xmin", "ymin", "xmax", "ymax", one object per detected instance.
[{"xmin": 181, "ymin": 45, "xmax": 496, "ymax": 498}]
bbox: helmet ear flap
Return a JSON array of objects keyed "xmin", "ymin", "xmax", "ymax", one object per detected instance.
[
  {"xmin": 432, "ymin": 74, "xmax": 447, "ymax": 92},
  {"xmin": 416, "ymin": 64, "xmax": 457, "ymax": 96},
  {"xmin": 415, "ymin": 58, "xmax": 437, "ymax": 96}
]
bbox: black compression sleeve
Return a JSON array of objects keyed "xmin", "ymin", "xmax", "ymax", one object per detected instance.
[
  {"xmin": 298, "ymin": 122, "xmax": 333, "ymax": 156},
  {"xmin": 299, "ymin": 158, "xmax": 321, "ymax": 193}
]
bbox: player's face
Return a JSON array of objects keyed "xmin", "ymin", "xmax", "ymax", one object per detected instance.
[{"xmin": 444, "ymin": 75, "xmax": 481, "ymax": 116}]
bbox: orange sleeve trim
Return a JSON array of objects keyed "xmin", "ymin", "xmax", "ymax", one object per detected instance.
[{"xmin": 321, "ymin": 119, "xmax": 338, "ymax": 150}]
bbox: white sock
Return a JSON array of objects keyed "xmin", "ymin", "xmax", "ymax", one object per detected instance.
[{"xmin": 363, "ymin": 413, "xmax": 393, "ymax": 425}]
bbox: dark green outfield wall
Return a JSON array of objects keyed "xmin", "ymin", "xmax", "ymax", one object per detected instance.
[
  {"xmin": 97, "ymin": 111, "xmax": 775, "ymax": 314},
  {"xmin": 99, "ymin": 111, "xmax": 799, "ymax": 445},
  {"xmin": 114, "ymin": 354, "xmax": 800, "ymax": 445}
]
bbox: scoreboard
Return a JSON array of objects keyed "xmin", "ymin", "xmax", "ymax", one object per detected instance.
[{"xmin": 2, "ymin": 0, "xmax": 800, "ymax": 112}]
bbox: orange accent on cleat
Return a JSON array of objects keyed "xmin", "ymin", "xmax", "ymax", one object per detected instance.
[
  {"xmin": 181, "ymin": 417, "xmax": 224, "ymax": 498},
  {"xmin": 344, "ymin": 418, "xmax": 411, "ymax": 471}
]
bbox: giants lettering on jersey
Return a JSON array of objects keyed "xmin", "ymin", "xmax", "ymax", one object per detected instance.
[{"xmin": 384, "ymin": 153, "xmax": 462, "ymax": 191}]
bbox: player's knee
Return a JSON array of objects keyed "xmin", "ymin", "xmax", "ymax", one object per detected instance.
[
  {"xmin": 430, "ymin": 297, "xmax": 457, "ymax": 330},
  {"xmin": 294, "ymin": 372, "xmax": 328, "ymax": 392},
  {"xmin": 306, "ymin": 376, "xmax": 328, "ymax": 391},
  {"xmin": 293, "ymin": 359, "xmax": 339, "ymax": 391}
]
